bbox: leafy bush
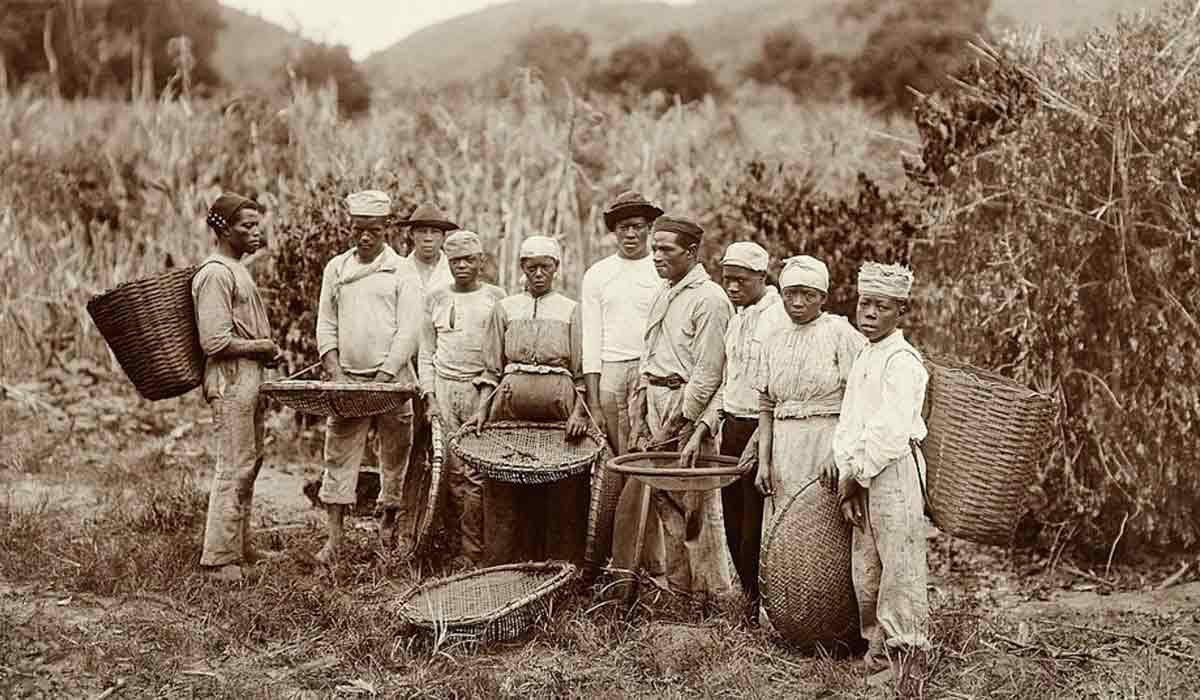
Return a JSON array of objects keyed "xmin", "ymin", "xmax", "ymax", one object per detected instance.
[
  {"xmin": 288, "ymin": 42, "xmax": 372, "ymax": 118},
  {"xmin": 589, "ymin": 33, "xmax": 721, "ymax": 106}
]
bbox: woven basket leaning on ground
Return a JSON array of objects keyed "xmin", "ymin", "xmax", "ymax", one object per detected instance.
[
  {"xmin": 922, "ymin": 357, "xmax": 1058, "ymax": 546},
  {"xmin": 85, "ymin": 265, "xmax": 205, "ymax": 401},
  {"xmin": 406, "ymin": 415, "xmax": 445, "ymax": 557},
  {"xmin": 258, "ymin": 380, "xmax": 417, "ymax": 419},
  {"xmin": 450, "ymin": 421, "xmax": 606, "ymax": 485},
  {"xmin": 395, "ymin": 561, "xmax": 578, "ymax": 644},
  {"xmin": 605, "ymin": 452, "xmax": 745, "ymax": 492},
  {"xmin": 584, "ymin": 438, "xmax": 622, "ymax": 570},
  {"xmin": 760, "ymin": 478, "xmax": 860, "ymax": 651}
]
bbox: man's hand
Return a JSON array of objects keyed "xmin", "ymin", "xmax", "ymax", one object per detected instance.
[
  {"xmin": 839, "ymin": 479, "xmax": 865, "ymax": 528},
  {"xmin": 424, "ymin": 393, "xmax": 440, "ymax": 424},
  {"xmin": 565, "ymin": 405, "xmax": 590, "ymax": 441},
  {"xmin": 461, "ymin": 411, "xmax": 487, "ymax": 435},
  {"xmin": 679, "ymin": 422, "xmax": 709, "ymax": 468},
  {"xmin": 820, "ymin": 462, "xmax": 840, "ymax": 492}
]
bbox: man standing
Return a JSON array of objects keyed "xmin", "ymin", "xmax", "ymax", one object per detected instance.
[
  {"xmin": 419, "ymin": 230, "xmax": 506, "ymax": 568},
  {"xmin": 582, "ymin": 190, "xmax": 666, "ymax": 573},
  {"xmin": 685, "ymin": 241, "xmax": 788, "ymax": 619},
  {"xmin": 315, "ymin": 190, "xmax": 424, "ymax": 564},
  {"xmin": 402, "ymin": 202, "xmax": 457, "ymax": 292},
  {"xmin": 618, "ymin": 215, "xmax": 735, "ymax": 596}
]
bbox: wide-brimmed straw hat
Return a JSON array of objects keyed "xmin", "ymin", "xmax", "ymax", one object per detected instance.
[
  {"xmin": 602, "ymin": 190, "xmax": 664, "ymax": 232},
  {"xmin": 404, "ymin": 202, "xmax": 458, "ymax": 231}
]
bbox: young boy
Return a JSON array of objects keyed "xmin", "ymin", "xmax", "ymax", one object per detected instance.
[
  {"xmin": 193, "ymin": 193, "xmax": 282, "ymax": 582},
  {"xmin": 832, "ymin": 261, "xmax": 930, "ymax": 682}
]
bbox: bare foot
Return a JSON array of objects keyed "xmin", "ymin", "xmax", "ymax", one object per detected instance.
[
  {"xmin": 202, "ymin": 564, "xmax": 244, "ymax": 582},
  {"xmin": 314, "ymin": 541, "xmax": 338, "ymax": 566}
]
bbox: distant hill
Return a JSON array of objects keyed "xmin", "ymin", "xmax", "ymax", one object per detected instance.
[
  {"xmin": 211, "ymin": 5, "xmax": 310, "ymax": 93},
  {"xmin": 362, "ymin": 0, "xmax": 1164, "ymax": 91}
]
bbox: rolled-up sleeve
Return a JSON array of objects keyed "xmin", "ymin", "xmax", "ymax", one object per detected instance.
[
  {"xmin": 192, "ymin": 265, "xmax": 236, "ymax": 357},
  {"xmin": 316, "ymin": 259, "xmax": 340, "ymax": 358},
  {"xmin": 681, "ymin": 294, "xmax": 731, "ymax": 423}
]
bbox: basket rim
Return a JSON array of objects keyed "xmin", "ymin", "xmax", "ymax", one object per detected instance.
[
  {"xmin": 449, "ymin": 421, "xmax": 605, "ymax": 473},
  {"xmin": 260, "ymin": 379, "xmax": 417, "ymax": 394},
  {"xmin": 395, "ymin": 560, "xmax": 577, "ymax": 628},
  {"xmin": 925, "ymin": 354, "xmax": 1057, "ymax": 402},
  {"xmin": 606, "ymin": 451, "xmax": 743, "ymax": 478},
  {"xmin": 85, "ymin": 264, "xmax": 201, "ymax": 309}
]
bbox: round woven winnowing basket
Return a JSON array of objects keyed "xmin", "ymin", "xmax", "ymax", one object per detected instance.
[
  {"xmin": 450, "ymin": 421, "xmax": 605, "ymax": 485},
  {"xmin": 395, "ymin": 561, "xmax": 578, "ymax": 644},
  {"xmin": 259, "ymin": 380, "xmax": 416, "ymax": 418},
  {"xmin": 86, "ymin": 266, "xmax": 206, "ymax": 401},
  {"xmin": 605, "ymin": 452, "xmax": 745, "ymax": 492},
  {"xmin": 922, "ymin": 357, "xmax": 1057, "ymax": 546},
  {"xmin": 761, "ymin": 478, "xmax": 859, "ymax": 651}
]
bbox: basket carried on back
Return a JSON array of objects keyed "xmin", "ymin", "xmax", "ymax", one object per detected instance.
[
  {"xmin": 395, "ymin": 561, "xmax": 577, "ymax": 644},
  {"xmin": 86, "ymin": 266, "xmax": 205, "ymax": 401},
  {"xmin": 450, "ymin": 421, "xmax": 605, "ymax": 485},
  {"xmin": 606, "ymin": 452, "xmax": 745, "ymax": 492},
  {"xmin": 922, "ymin": 357, "xmax": 1057, "ymax": 546},
  {"xmin": 259, "ymin": 380, "xmax": 416, "ymax": 418},
  {"xmin": 760, "ymin": 478, "xmax": 859, "ymax": 651}
]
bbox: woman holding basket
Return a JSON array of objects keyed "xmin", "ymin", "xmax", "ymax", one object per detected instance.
[{"xmin": 462, "ymin": 235, "xmax": 594, "ymax": 565}]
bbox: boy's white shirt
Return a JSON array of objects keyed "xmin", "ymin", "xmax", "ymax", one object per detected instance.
[{"xmin": 833, "ymin": 328, "xmax": 929, "ymax": 488}]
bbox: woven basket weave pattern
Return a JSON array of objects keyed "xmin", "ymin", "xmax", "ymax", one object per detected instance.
[
  {"xmin": 450, "ymin": 421, "xmax": 604, "ymax": 485},
  {"xmin": 410, "ymin": 416, "xmax": 445, "ymax": 556},
  {"xmin": 922, "ymin": 359, "xmax": 1057, "ymax": 546},
  {"xmin": 396, "ymin": 561, "xmax": 576, "ymax": 643},
  {"xmin": 85, "ymin": 266, "xmax": 205, "ymax": 401},
  {"xmin": 259, "ymin": 380, "xmax": 414, "ymax": 418},
  {"xmin": 761, "ymin": 478, "xmax": 859, "ymax": 649},
  {"xmin": 584, "ymin": 452, "xmax": 624, "ymax": 568}
]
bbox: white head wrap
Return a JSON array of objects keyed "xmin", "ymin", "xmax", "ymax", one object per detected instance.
[
  {"xmin": 519, "ymin": 235, "xmax": 561, "ymax": 262},
  {"xmin": 346, "ymin": 190, "xmax": 391, "ymax": 217},
  {"xmin": 443, "ymin": 230, "xmax": 482, "ymax": 258},
  {"xmin": 857, "ymin": 261, "xmax": 914, "ymax": 300},
  {"xmin": 720, "ymin": 241, "xmax": 769, "ymax": 272},
  {"xmin": 779, "ymin": 255, "xmax": 829, "ymax": 293}
]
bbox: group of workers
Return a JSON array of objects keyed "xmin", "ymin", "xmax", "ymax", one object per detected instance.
[{"xmin": 188, "ymin": 187, "xmax": 932, "ymax": 678}]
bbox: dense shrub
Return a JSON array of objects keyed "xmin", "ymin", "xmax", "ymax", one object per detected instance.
[
  {"xmin": 589, "ymin": 33, "xmax": 721, "ymax": 106},
  {"xmin": 288, "ymin": 42, "xmax": 372, "ymax": 118}
]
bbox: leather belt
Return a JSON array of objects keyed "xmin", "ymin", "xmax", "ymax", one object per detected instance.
[{"xmin": 644, "ymin": 374, "xmax": 685, "ymax": 389}]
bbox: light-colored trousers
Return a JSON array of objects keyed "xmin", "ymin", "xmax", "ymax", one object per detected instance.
[
  {"xmin": 319, "ymin": 375, "xmax": 413, "ymax": 509},
  {"xmin": 435, "ymin": 375, "xmax": 484, "ymax": 562},
  {"xmin": 852, "ymin": 452, "xmax": 932, "ymax": 653},
  {"xmin": 200, "ymin": 359, "xmax": 265, "ymax": 567}
]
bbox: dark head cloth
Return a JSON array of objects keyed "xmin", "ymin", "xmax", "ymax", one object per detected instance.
[
  {"xmin": 603, "ymin": 190, "xmax": 664, "ymax": 231},
  {"xmin": 652, "ymin": 215, "xmax": 703, "ymax": 245},
  {"xmin": 405, "ymin": 202, "xmax": 458, "ymax": 231},
  {"xmin": 206, "ymin": 193, "xmax": 260, "ymax": 234}
]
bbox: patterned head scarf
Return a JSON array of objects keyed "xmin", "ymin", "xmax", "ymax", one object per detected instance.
[
  {"xmin": 206, "ymin": 193, "xmax": 260, "ymax": 234},
  {"xmin": 779, "ymin": 255, "xmax": 829, "ymax": 292},
  {"xmin": 857, "ymin": 261, "xmax": 914, "ymax": 300},
  {"xmin": 443, "ymin": 230, "xmax": 483, "ymax": 259}
]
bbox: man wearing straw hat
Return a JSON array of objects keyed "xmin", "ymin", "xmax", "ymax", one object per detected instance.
[
  {"xmin": 833, "ymin": 261, "xmax": 931, "ymax": 684},
  {"xmin": 419, "ymin": 230, "xmax": 506, "ymax": 568},
  {"xmin": 314, "ymin": 190, "xmax": 425, "ymax": 564},
  {"xmin": 616, "ymin": 215, "xmax": 736, "ymax": 596},
  {"xmin": 193, "ymin": 193, "xmax": 282, "ymax": 582},
  {"xmin": 581, "ymin": 190, "xmax": 667, "ymax": 574},
  {"xmin": 684, "ymin": 240, "xmax": 788, "ymax": 620}
]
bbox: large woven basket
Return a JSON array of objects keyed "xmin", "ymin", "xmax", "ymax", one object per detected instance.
[
  {"xmin": 584, "ymin": 449, "xmax": 624, "ymax": 569},
  {"xmin": 395, "ymin": 561, "xmax": 577, "ymax": 644},
  {"xmin": 606, "ymin": 452, "xmax": 745, "ymax": 492},
  {"xmin": 86, "ymin": 266, "xmax": 205, "ymax": 401},
  {"xmin": 450, "ymin": 421, "xmax": 605, "ymax": 485},
  {"xmin": 259, "ymin": 380, "xmax": 416, "ymax": 418},
  {"xmin": 403, "ymin": 415, "xmax": 445, "ymax": 556},
  {"xmin": 760, "ymin": 478, "xmax": 859, "ymax": 651},
  {"xmin": 922, "ymin": 357, "xmax": 1057, "ymax": 546}
]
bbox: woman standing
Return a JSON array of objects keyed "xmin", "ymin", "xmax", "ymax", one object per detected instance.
[
  {"xmin": 463, "ymin": 235, "xmax": 593, "ymax": 565},
  {"xmin": 755, "ymin": 256, "xmax": 867, "ymax": 534}
]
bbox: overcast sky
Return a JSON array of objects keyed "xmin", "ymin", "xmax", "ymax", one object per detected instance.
[{"xmin": 223, "ymin": 0, "xmax": 528, "ymax": 60}]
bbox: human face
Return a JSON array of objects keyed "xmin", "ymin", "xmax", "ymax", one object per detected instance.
[
  {"xmin": 352, "ymin": 215, "xmax": 387, "ymax": 262},
  {"xmin": 721, "ymin": 264, "xmax": 766, "ymax": 307},
  {"xmin": 411, "ymin": 225, "xmax": 445, "ymax": 265},
  {"xmin": 651, "ymin": 231, "xmax": 697, "ymax": 283},
  {"xmin": 521, "ymin": 256, "xmax": 557, "ymax": 297},
  {"xmin": 613, "ymin": 216, "xmax": 651, "ymax": 259},
  {"xmin": 857, "ymin": 293, "xmax": 907, "ymax": 342},
  {"xmin": 449, "ymin": 253, "xmax": 481, "ymax": 288},
  {"xmin": 222, "ymin": 208, "xmax": 264, "ymax": 258},
  {"xmin": 782, "ymin": 285, "xmax": 826, "ymax": 324}
]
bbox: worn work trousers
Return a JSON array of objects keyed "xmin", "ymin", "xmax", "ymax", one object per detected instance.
[
  {"xmin": 436, "ymin": 375, "xmax": 484, "ymax": 562},
  {"xmin": 483, "ymin": 372, "xmax": 589, "ymax": 565},
  {"xmin": 852, "ymin": 453, "xmax": 931, "ymax": 653},
  {"xmin": 718, "ymin": 416, "xmax": 762, "ymax": 604},
  {"xmin": 200, "ymin": 359, "xmax": 266, "ymax": 567},
  {"xmin": 319, "ymin": 379, "xmax": 414, "ymax": 510}
]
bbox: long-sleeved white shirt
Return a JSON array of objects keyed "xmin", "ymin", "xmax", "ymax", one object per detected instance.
[
  {"xmin": 316, "ymin": 245, "xmax": 424, "ymax": 377},
  {"xmin": 408, "ymin": 251, "xmax": 453, "ymax": 293},
  {"xmin": 833, "ymin": 329, "xmax": 929, "ymax": 487},
  {"xmin": 719, "ymin": 286, "xmax": 789, "ymax": 418},
  {"xmin": 580, "ymin": 253, "xmax": 660, "ymax": 375}
]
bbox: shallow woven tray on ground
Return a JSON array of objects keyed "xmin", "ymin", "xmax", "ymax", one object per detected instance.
[
  {"xmin": 450, "ymin": 421, "xmax": 605, "ymax": 485},
  {"xmin": 761, "ymin": 478, "xmax": 859, "ymax": 650},
  {"xmin": 922, "ymin": 357, "xmax": 1057, "ymax": 546},
  {"xmin": 395, "ymin": 561, "xmax": 577, "ymax": 643},
  {"xmin": 86, "ymin": 266, "xmax": 205, "ymax": 401},
  {"xmin": 606, "ymin": 452, "xmax": 744, "ymax": 492},
  {"xmin": 259, "ymin": 380, "xmax": 416, "ymax": 418}
]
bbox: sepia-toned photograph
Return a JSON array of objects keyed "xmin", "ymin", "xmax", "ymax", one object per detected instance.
[{"xmin": 1, "ymin": 0, "xmax": 1197, "ymax": 697}]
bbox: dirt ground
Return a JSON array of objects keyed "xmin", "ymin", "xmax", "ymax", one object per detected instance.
[{"xmin": 2, "ymin": 376, "xmax": 1198, "ymax": 698}]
